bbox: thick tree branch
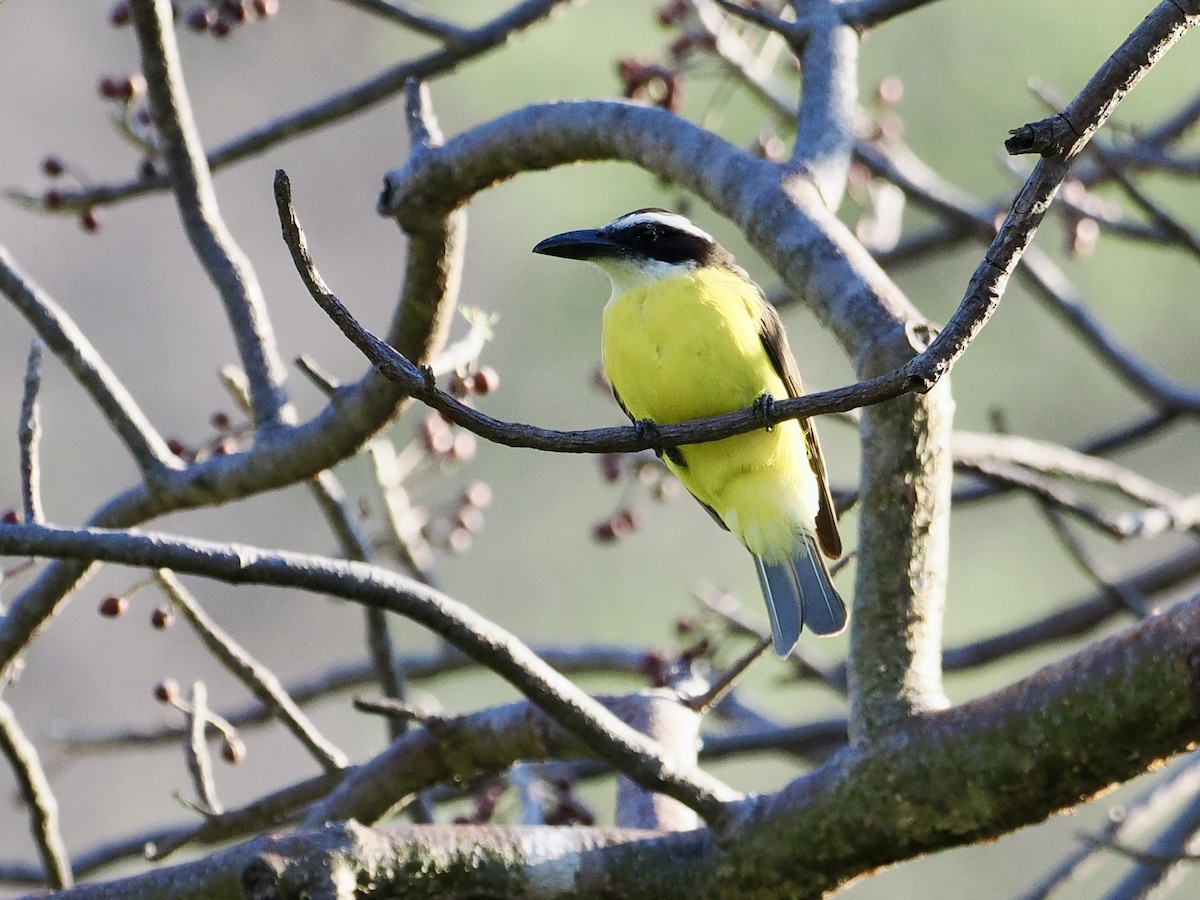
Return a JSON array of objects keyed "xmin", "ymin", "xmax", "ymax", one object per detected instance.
[
  {"xmin": 787, "ymin": 2, "xmax": 859, "ymax": 207},
  {"xmin": 30, "ymin": 592, "xmax": 1200, "ymax": 897}
]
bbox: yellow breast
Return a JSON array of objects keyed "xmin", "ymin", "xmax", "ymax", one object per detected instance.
[{"xmin": 600, "ymin": 267, "xmax": 817, "ymax": 558}]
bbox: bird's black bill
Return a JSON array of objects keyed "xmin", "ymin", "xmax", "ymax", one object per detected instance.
[{"xmin": 532, "ymin": 229, "xmax": 622, "ymax": 261}]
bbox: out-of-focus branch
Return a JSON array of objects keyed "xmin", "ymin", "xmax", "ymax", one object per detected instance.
[
  {"xmin": 332, "ymin": 0, "xmax": 468, "ymax": 40},
  {"xmin": 860, "ymin": 138, "xmax": 1200, "ymax": 412},
  {"xmin": 788, "ymin": 2, "xmax": 859, "ymax": 207},
  {"xmin": 840, "ymin": 0, "xmax": 948, "ymax": 30},
  {"xmin": 0, "ymin": 699, "xmax": 71, "ymax": 889},
  {"xmin": 915, "ymin": 0, "xmax": 1199, "ymax": 391},
  {"xmin": 18, "ymin": 341, "xmax": 44, "ymax": 525},
  {"xmin": 52, "ymin": 642, "xmax": 655, "ymax": 751},
  {"xmin": 953, "ymin": 431, "xmax": 1180, "ymax": 508},
  {"xmin": 128, "ymin": 0, "xmax": 291, "ymax": 436},
  {"xmin": 1021, "ymin": 754, "xmax": 1200, "ymax": 899}
]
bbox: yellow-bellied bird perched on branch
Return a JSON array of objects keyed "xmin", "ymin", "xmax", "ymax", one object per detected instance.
[{"xmin": 534, "ymin": 209, "xmax": 846, "ymax": 657}]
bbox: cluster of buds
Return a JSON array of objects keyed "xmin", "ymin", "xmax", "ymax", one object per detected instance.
[
  {"xmin": 152, "ymin": 677, "xmax": 246, "ymax": 763},
  {"xmin": 447, "ymin": 366, "xmax": 500, "ymax": 399},
  {"xmin": 591, "ymin": 506, "xmax": 640, "ymax": 543},
  {"xmin": 162, "ymin": 408, "xmax": 249, "ymax": 463},
  {"xmin": 109, "ymin": 1, "xmax": 279, "ymax": 38},
  {"xmin": 541, "ymin": 776, "xmax": 596, "ymax": 827},
  {"xmin": 452, "ymin": 783, "xmax": 505, "ymax": 825},
  {"xmin": 181, "ymin": 0, "xmax": 280, "ymax": 38},
  {"xmin": 417, "ymin": 413, "xmax": 477, "ymax": 467},
  {"xmin": 39, "ymin": 155, "xmax": 102, "ymax": 233},
  {"xmin": 591, "ymin": 454, "xmax": 679, "ymax": 544},
  {"xmin": 95, "ymin": 578, "xmax": 177, "ymax": 631},
  {"xmin": 418, "ymin": 481, "xmax": 493, "ymax": 555},
  {"xmin": 616, "ymin": 59, "xmax": 683, "ymax": 113}
]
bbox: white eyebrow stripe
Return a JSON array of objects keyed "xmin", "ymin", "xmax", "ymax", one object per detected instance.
[{"xmin": 607, "ymin": 211, "xmax": 715, "ymax": 243}]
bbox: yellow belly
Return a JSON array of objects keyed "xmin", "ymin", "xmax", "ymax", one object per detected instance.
[{"xmin": 600, "ymin": 269, "xmax": 818, "ymax": 561}]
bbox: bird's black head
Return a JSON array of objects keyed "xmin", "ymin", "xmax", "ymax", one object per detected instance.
[{"xmin": 533, "ymin": 208, "xmax": 735, "ymax": 270}]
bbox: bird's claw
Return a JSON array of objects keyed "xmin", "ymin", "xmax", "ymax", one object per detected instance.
[
  {"xmin": 635, "ymin": 418, "xmax": 665, "ymax": 457},
  {"xmin": 753, "ymin": 394, "xmax": 776, "ymax": 432}
]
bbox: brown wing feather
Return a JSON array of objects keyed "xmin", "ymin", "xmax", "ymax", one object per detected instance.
[{"xmin": 757, "ymin": 298, "xmax": 843, "ymax": 559}]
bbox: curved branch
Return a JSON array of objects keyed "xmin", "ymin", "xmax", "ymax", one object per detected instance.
[
  {"xmin": 0, "ymin": 522, "xmax": 742, "ymax": 826},
  {"xmin": 0, "ymin": 246, "xmax": 177, "ymax": 474},
  {"xmin": 25, "ymin": 0, "xmax": 575, "ymax": 214},
  {"xmin": 128, "ymin": 0, "xmax": 291, "ymax": 435}
]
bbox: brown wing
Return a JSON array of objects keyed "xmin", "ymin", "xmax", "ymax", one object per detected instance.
[{"xmin": 757, "ymin": 298, "xmax": 843, "ymax": 560}]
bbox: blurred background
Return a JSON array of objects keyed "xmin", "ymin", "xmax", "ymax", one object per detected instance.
[{"xmin": 0, "ymin": 1, "xmax": 1199, "ymax": 896}]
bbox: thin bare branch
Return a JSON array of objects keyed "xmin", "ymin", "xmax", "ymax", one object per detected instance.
[
  {"xmin": 1022, "ymin": 754, "xmax": 1200, "ymax": 899},
  {"xmin": 183, "ymin": 680, "xmax": 223, "ymax": 815},
  {"xmin": 331, "ymin": 0, "xmax": 469, "ymax": 40},
  {"xmin": 27, "ymin": 0, "xmax": 575, "ymax": 215},
  {"xmin": 0, "ymin": 699, "xmax": 72, "ymax": 888},
  {"xmin": 154, "ymin": 570, "xmax": 349, "ymax": 773},
  {"xmin": 128, "ymin": 0, "xmax": 291, "ymax": 435},
  {"xmin": 1104, "ymin": 792, "xmax": 1200, "ymax": 897},
  {"xmin": 18, "ymin": 341, "xmax": 44, "ymax": 525},
  {"xmin": 840, "ymin": 0, "xmax": 948, "ymax": 30},
  {"xmin": 52, "ymin": 642, "xmax": 654, "ymax": 751},
  {"xmin": 0, "ymin": 246, "xmax": 177, "ymax": 474}
]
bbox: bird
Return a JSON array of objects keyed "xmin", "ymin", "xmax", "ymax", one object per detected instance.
[{"xmin": 533, "ymin": 208, "xmax": 846, "ymax": 657}]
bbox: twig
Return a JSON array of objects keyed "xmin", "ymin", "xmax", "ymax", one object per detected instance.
[
  {"xmin": 860, "ymin": 138, "xmax": 1200, "ymax": 412},
  {"xmin": 183, "ymin": 681, "xmax": 222, "ymax": 815},
  {"xmin": 711, "ymin": 0, "xmax": 799, "ymax": 38},
  {"xmin": 18, "ymin": 340, "xmax": 44, "ymax": 524},
  {"xmin": 26, "ymin": 0, "xmax": 575, "ymax": 215},
  {"xmin": 307, "ymin": 470, "xmax": 410, "ymax": 708},
  {"xmin": 916, "ymin": 0, "xmax": 1200, "ymax": 389},
  {"xmin": 936, "ymin": 544, "xmax": 1200, "ymax": 672},
  {"xmin": 1021, "ymin": 753, "xmax": 1200, "ymax": 899},
  {"xmin": 839, "ymin": 0, "xmax": 948, "ymax": 30},
  {"xmin": 0, "ymin": 246, "xmax": 176, "ymax": 474},
  {"xmin": 683, "ymin": 635, "xmax": 773, "ymax": 713},
  {"xmin": 1038, "ymin": 504, "xmax": 1152, "ymax": 617},
  {"xmin": 0, "ymin": 521, "xmax": 744, "ymax": 825},
  {"xmin": 51, "ymin": 642, "xmax": 653, "ymax": 751},
  {"xmin": 0, "ymin": 699, "xmax": 72, "ymax": 888},
  {"xmin": 128, "ymin": 0, "xmax": 291, "ymax": 435},
  {"xmin": 331, "ymin": 0, "xmax": 470, "ymax": 41},
  {"xmin": 307, "ymin": 468, "xmax": 434, "ymax": 827},
  {"xmin": 1103, "ymin": 791, "xmax": 1200, "ymax": 897},
  {"xmin": 1089, "ymin": 140, "xmax": 1200, "ymax": 260},
  {"xmin": 953, "ymin": 431, "xmax": 1180, "ymax": 508},
  {"xmin": 154, "ymin": 570, "xmax": 348, "ymax": 773},
  {"xmin": 279, "ymin": 169, "xmax": 915, "ymax": 453}
]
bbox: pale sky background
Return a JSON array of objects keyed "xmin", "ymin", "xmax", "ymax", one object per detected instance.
[{"xmin": 0, "ymin": 2, "xmax": 1199, "ymax": 896}]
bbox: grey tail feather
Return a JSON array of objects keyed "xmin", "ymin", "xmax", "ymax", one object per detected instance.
[{"xmin": 754, "ymin": 536, "xmax": 848, "ymax": 657}]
